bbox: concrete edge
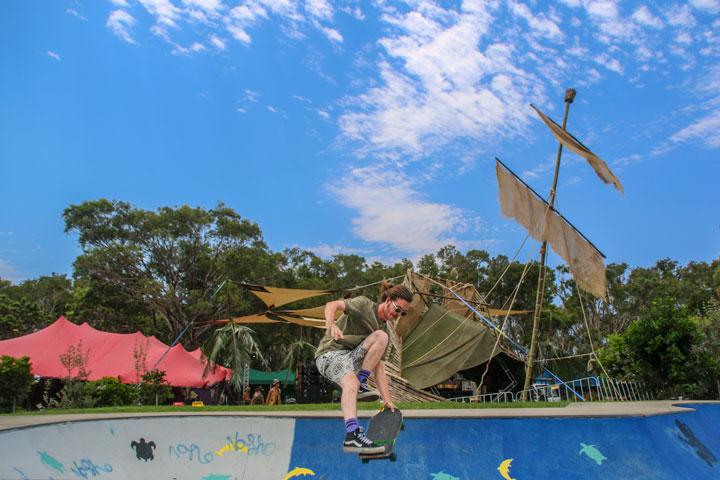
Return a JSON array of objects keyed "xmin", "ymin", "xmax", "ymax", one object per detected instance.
[{"xmin": 2, "ymin": 400, "xmax": 717, "ymax": 432}]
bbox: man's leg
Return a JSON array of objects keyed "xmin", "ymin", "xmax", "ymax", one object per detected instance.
[
  {"xmin": 360, "ymin": 330, "xmax": 388, "ymax": 371},
  {"xmin": 339, "ymin": 371, "xmax": 383, "ymax": 453}
]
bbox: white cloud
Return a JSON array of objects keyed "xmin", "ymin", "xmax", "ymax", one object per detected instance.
[
  {"xmin": 664, "ymin": 4, "xmax": 696, "ymax": 28},
  {"xmin": 670, "ymin": 110, "xmax": 720, "ymax": 147},
  {"xmin": 46, "ymin": 51, "xmax": 61, "ymax": 61},
  {"xmin": 267, "ymin": 105, "xmax": 277, "ymax": 112},
  {"xmin": 689, "ymin": 0, "xmax": 720, "ymax": 14},
  {"xmin": 594, "ymin": 53, "xmax": 623, "ymax": 74},
  {"xmin": 326, "ymin": 165, "xmax": 468, "ymax": 254},
  {"xmin": 109, "ymin": 0, "xmax": 130, "ymax": 6},
  {"xmin": 66, "ymin": 8, "xmax": 87, "ymax": 21},
  {"xmin": 322, "ymin": 26, "xmax": 343, "ymax": 43},
  {"xmin": 210, "ymin": 34, "xmax": 226, "ymax": 50},
  {"xmin": 306, "ymin": 0, "xmax": 333, "ymax": 21},
  {"xmin": 106, "ymin": 9, "xmax": 136, "ymax": 44},
  {"xmin": 509, "ymin": 1, "xmax": 564, "ymax": 41},
  {"xmin": 632, "ymin": 5, "xmax": 663, "ymax": 29}
]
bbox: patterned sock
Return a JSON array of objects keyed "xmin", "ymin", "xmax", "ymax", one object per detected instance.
[
  {"xmin": 357, "ymin": 369, "xmax": 371, "ymax": 384},
  {"xmin": 346, "ymin": 418, "xmax": 358, "ymax": 433}
]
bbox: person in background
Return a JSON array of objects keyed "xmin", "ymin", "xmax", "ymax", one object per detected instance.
[
  {"xmin": 251, "ymin": 386, "xmax": 265, "ymax": 405},
  {"xmin": 266, "ymin": 379, "xmax": 282, "ymax": 405},
  {"xmin": 243, "ymin": 386, "xmax": 252, "ymax": 405}
]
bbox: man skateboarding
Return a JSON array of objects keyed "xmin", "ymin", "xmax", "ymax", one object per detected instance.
[{"xmin": 315, "ymin": 281, "xmax": 413, "ymax": 453}]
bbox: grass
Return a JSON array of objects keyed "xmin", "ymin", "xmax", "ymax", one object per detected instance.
[{"xmin": 4, "ymin": 400, "xmax": 569, "ymax": 416}]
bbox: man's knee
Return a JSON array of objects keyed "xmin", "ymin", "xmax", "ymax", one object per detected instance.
[
  {"xmin": 341, "ymin": 372, "xmax": 360, "ymax": 392},
  {"xmin": 365, "ymin": 330, "xmax": 388, "ymax": 348}
]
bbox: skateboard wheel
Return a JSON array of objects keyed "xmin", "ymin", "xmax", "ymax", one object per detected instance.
[
  {"xmin": 362, "ymin": 459, "xmax": 369, "ymax": 464},
  {"xmin": 401, "ymin": 422, "xmax": 405, "ymax": 431},
  {"xmin": 390, "ymin": 453, "xmax": 398, "ymax": 462}
]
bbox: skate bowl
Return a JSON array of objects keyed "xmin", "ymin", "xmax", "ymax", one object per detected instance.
[{"xmin": 1, "ymin": 401, "xmax": 718, "ymax": 479}]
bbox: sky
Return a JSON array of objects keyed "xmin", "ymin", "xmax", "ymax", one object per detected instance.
[{"xmin": 1, "ymin": 0, "xmax": 719, "ymax": 284}]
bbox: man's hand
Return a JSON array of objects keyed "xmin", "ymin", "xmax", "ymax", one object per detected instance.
[
  {"xmin": 384, "ymin": 401, "xmax": 396, "ymax": 412},
  {"xmin": 327, "ymin": 323, "xmax": 344, "ymax": 341}
]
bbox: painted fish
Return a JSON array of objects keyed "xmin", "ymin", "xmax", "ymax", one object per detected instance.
[
  {"xmin": 214, "ymin": 442, "xmax": 248, "ymax": 456},
  {"xmin": 497, "ymin": 458, "xmax": 516, "ymax": 480},
  {"xmin": 579, "ymin": 443, "xmax": 607, "ymax": 465},
  {"xmin": 284, "ymin": 466, "xmax": 315, "ymax": 479},
  {"xmin": 430, "ymin": 471, "xmax": 460, "ymax": 480},
  {"xmin": 201, "ymin": 474, "xmax": 231, "ymax": 480},
  {"xmin": 37, "ymin": 451, "xmax": 64, "ymax": 474}
]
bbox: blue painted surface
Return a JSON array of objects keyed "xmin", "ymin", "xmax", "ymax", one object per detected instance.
[{"xmin": 288, "ymin": 404, "xmax": 720, "ymax": 479}]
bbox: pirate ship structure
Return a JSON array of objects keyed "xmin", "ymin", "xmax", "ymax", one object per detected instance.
[{"xmin": 218, "ymin": 89, "xmax": 645, "ymax": 403}]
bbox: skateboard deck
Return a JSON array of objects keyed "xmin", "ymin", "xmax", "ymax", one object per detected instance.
[{"xmin": 359, "ymin": 406, "xmax": 403, "ymax": 462}]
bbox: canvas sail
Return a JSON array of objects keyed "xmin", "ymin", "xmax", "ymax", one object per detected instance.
[
  {"xmin": 531, "ymin": 104, "xmax": 624, "ymax": 195},
  {"xmin": 496, "ymin": 161, "xmax": 607, "ymax": 298}
]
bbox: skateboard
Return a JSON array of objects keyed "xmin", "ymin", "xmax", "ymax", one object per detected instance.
[{"xmin": 359, "ymin": 406, "xmax": 403, "ymax": 463}]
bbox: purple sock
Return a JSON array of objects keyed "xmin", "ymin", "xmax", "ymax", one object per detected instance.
[
  {"xmin": 346, "ymin": 418, "xmax": 358, "ymax": 433},
  {"xmin": 357, "ymin": 369, "xmax": 371, "ymax": 384}
]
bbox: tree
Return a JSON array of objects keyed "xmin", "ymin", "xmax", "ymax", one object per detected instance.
[
  {"xmin": 64, "ymin": 199, "xmax": 266, "ymax": 348},
  {"xmin": 201, "ymin": 321, "xmax": 266, "ymax": 392},
  {"xmin": 0, "ymin": 293, "xmax": 43, "ymax": 339},
  {"xmin": 600, "ymin": 297, "xmax": 720, "ymax": 398},
  {"xmin": 0, "ymin": 355, "xmax": 35, "ymax": 412}
]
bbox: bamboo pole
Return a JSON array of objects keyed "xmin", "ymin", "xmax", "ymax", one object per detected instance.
[{"xmin": 522, "ymin": 88, "xmax": 576, "ymax": 399}]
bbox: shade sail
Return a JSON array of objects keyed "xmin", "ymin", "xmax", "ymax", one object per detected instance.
[
  {"xmin": 0, "ymin": 316, "xmax": 232, "ymax": 387},
  {"xmin": 401, "ymin": 305, "xmax": 503, "ymax": 389}
]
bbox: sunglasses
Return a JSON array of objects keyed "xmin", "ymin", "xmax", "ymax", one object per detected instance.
[{"xmin": 390, "ymin": 298, "xmax": 408, "ymax": 316}]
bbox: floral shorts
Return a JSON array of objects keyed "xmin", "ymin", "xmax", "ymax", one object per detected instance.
[{"xmin": 315, "ymin": 344, "xmax": 367, "ymax": 385}]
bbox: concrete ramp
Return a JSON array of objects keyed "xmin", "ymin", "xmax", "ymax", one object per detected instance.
[{"xmin": 2, "ymin": 403, "xmax": 719, "ymax": 479}]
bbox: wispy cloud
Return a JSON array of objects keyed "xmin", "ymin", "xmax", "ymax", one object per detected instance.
[
  {"xmin": 106, "ymin": 9, "xmax": 136, "ymax": 44},
  {"xmin": 46, "ymin": 51, "xmax": 61, "ymax": 61},
  {"xmin": 66, "ymin": 8, "xmax": 87, "ymax": 21}
]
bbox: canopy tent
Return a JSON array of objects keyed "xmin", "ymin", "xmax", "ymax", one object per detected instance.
[
  {"xmin": 248, "ymin": 368, "xmax": 296, "ymax": 385},
  {"xmin": 401, "ymin": 304, "xmax": 525, "ymax": 389},
  {"xmin": 0, "ymin": 316, "xmax": 232, "ymax": 387}
]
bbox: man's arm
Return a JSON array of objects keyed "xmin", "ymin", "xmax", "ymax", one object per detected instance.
[
  {"xmin": 325, "ymin": 299, "xmax": 346, "ymax": 340},
  {"xmin": 373, "ymin": 360, "xmax": 395, "ymax": 412}
]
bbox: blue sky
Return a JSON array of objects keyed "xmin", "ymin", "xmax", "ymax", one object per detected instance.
[{"xmin": 1, "ymin": 0, "xmax": 719, "ymax": 284}]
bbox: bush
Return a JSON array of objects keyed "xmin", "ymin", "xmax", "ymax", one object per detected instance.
[
  {"xmin": 84, "ymin": 377, "xmax": 137, "ymax": 406},
  {"xmin": 137, "ymin": 370, "xmax": 173, "ymax": 405},
  {"xmin": 0, "ymin": 355, "xmax": 35, "ymax": 412}
]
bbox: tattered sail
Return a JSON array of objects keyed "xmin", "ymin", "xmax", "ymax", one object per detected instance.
[
  {"xmin": 530, "ymin": 104, "xmax": 624, "ymax": 195},
  {"xmin": 496, "ymin": 161, "xmax": 607, "ymax": 298}
]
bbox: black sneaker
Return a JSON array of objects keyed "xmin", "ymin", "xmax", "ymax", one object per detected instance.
[
  {"xmin": 357, "ymin": 383, "xmax": 381, "ymax": 402},
  {"xmin": 343, "ymin": 428, "xmax": 384, "ymax": 454}
]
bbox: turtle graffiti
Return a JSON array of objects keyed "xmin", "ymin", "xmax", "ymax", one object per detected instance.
[
  {"xmin": 131, "ymin": 438, "xmax": 157, "ymax": 461},
  {"xmin": 579, "ymin": 443, "xmax": 607, "ymax": 465}
]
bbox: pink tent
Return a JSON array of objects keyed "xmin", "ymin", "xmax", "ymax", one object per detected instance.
[{"xmin": 0, "ymin": 316, "xmax": 232, "ymax": 387}]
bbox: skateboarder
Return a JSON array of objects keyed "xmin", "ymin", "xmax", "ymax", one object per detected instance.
[{"xmin": 315, "ymin": 281, "xmax": 413, "ymax": 453}]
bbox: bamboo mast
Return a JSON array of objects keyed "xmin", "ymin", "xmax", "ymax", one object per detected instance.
[{"xmin": 521, "ymin": 88, "xmax": 576, "ymax": 398}]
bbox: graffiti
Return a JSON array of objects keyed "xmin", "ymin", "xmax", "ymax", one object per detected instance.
[
  {"xmin": 69, "ymin": 458, "xmax": 113, "ymax": 479},
  {"xmin": 12, "ymin": 467, "xmax": 29, "ymax": 480},
  {"xmin": 579, "ymin": 443, "xmax": 607, "ymax": 465},
  {"xmin": 36, "ymin": 450, "xmax": 64, "ymax": 474},
  {"xmin": 497, "ymin": 458, "xmax": 516, "ymax": 480},
  {"xmin": 238, "ymin": 432, "xmax": 277, "ymax": 456},
  {"xmin": 169, "ymin": 443, "xmax": 214, "ymax": 464},
  {"xmin": 215, "ymin": 440, "xmax": 248, "ymax": 456},
  {"xmin": 131, "ymin": 438, "xmax": 157, "ymax": 461},
  {"xmin": 676, "ymin": 419, "xmax": 718, "ymax": 467},
  {"xmin": 216, "ymin": 432, "xmax": 277, "ymax": 457},
  {"xmin": 201, "ymin": 474, "xmax": 231, "ymax": 480},
  {"xmin": 284, "ymin": 466, "xmax": 315, "ymax": 479},
  {"xmin": 430, "ymin": 472, "xmax": 459, "ymax": 480}
]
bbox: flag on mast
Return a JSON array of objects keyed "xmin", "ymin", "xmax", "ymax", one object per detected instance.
[{"xmin": 531, "ymin": 104, "xmax": 624, "ymax": 195}]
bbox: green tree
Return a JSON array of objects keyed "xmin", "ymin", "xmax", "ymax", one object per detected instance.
[
  {"xmin": 0, "ymin": 355, "xmax": 35, "ymax": 412},
  {"xmin": 63, "ymin": 199, "xmax": 266, "ymax": 348},
  {"xmin": 600, "ymin": 297, "xmax": 720, "ymax": 398},
  {"xmin": 137, "ymin": 370, "xmax": 173, "ymax": 406},
  {"xmin": 0, "ymin": 293, "xmax": 43, "ymax": 339},
  {"xmin": 201, "ymin": 322, "xmax": 266, "ymax": 392}
]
